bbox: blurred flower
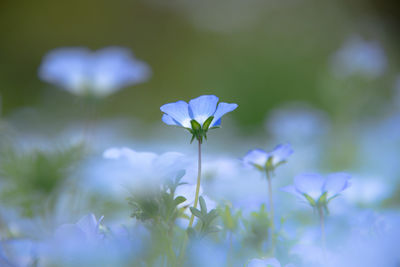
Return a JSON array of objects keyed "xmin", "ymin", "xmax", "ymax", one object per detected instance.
[
  {"xmin": 248, "ymin": 258, "xmax": 295, "ymax": 267},
  {"xmin": 266, "ymin": 103, "xmax": 330, "ymax": 143},
  {"xmin": 39, "ymin": 47, "xmax": 151, "ymax": 97},
  {"xmin": 343, "ymin": 176, "xmax": 389, "ymax": 205},
  {"xmin": 282, "ymin": 173, "xmax": 351, "ymax": 208},
  {"xmin": 243, "ymin": 144, "xmax": 293, "ymax": 172},
  {"xmin": 54, "ymin": 213, "xmax": 104, "ymax": 243},
  {"xmin": 102, "ymin": 147, "xmax": 186, "ymax": 187},
  {"xmin": 330, "ymin": 35, "xmax": 387, "ymax": 78},
  {"xmin": 160, "ymin": 95, "xmax": 238, "ymax": 142}
]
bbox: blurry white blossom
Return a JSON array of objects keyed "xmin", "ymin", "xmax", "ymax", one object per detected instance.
[{"xmin": 39, "ymin": 47, "xmax": 151, "ymax": 97}]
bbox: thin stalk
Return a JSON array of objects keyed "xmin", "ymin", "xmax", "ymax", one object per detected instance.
[
  {"xmin": 318, "ymin": 205, "xmax": 326, "ymax": 250},
  {"xmin": 177, "ymin": 139, "xmax": 202, "ymax": 266},
  {"xmin": 188, "ymin": 139, "xmax": 202, "ymax": 227},
  {"xmin": 318, "ymin": 205, "xmax": 327, "ymax": 263},
  {"xmin": 266, "ymin": 170, "xmax": 275, "ymax": 253}
]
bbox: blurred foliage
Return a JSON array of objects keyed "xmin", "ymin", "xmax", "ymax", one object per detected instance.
[
  {"xmin": 241, "ymin": 204, "xmax": 271, "ymax": 253},
  {"xmin": 0, "ymin": 143, "xmax": 84, "ymax": 217},
  {"xmin": 0, "ymin": 0, "xmax": 399, "ymax": 131},
  {"xmin": 187, "ymin": 196, "xmax": 220, "ymax": 240},
  {"xmin": 128, "ymin": 170, "xmax": 187, "ymax": 265}
]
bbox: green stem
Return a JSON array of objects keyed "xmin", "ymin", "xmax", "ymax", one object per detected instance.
[
  {"xmin": 266, "ymin": 169, "xmax": 275, "ymax": 253},
  {"xmin": 177, "ymin": 139, "xmax": 202, "ymax": 266},
  {"xmin": 188, "ymin": 139, "xmax": 202, "ymax": 227},
  {"xmin": 318, "ymin": 205, "xmax": 326, "ymax": 250},
  {"xmin": 318, "ymin": 205, "xmax": 327, "ymax": 263}
]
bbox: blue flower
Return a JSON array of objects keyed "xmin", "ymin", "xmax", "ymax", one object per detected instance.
[
  {"xmin": 39, "ymin": 47, "xmax": 151, "ymax": 97},
  {"xmin": 160, "ymin": 95, "xmax": 238, "ymax": 142},
  {"xmin": 282, "ymin": 172, "xmax": 351, "ymax": 208},
  {"xmin": 243, "ymin": 144, "xmax": 293, "ymax": 172}
]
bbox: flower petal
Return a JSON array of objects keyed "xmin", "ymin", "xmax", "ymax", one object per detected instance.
[
  {"xmin": 162, "ymin": 114, "xmax": 179, "ymax": 126},
  {"xmin": 248, "ymin": 258, "xmax": 281, "ymax": 267},
  {"xmin": 270, "ymin": 143, "xmax": 293, "ymax": 165},
  {"xmin": 323, "ymin": 172, "xmax": 351, "ymax": 198},
  {"xmin": 188, "ymin": 95, "xmax": 219, "ymax": 125},
  {"xmin": 160, "ymin": 101, "xmax": 191, "ymax": 128},
  {"xmin": 243, "ymin": 149, "xmax": 268, "ymax": 168},
  {"xmin": 294, "ymin": 173, "xmax": 324, "ymax": 200},
  {"xmin": 90, "ymin": 47, "xmax": 151, "ymax": 95},
  {"xmin": 38, "ymin": 47, "xmax": 90, "ymax": 94},
  {"xmin": 210, "ymin": 102, "xmax": 238, "ymax": 127},
  {"xmin": 281, "ymin": 185, "xmax": 303, "ymax": 198}
]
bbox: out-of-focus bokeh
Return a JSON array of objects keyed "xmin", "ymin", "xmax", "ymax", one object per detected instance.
[{"xmin": 1, "ymin": 0, "xmax": 399, "ymax": 128}]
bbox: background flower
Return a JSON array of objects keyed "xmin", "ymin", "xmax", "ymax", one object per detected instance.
[{"xmin": 39, "ymin": 47, "xmax": 151, "ymax": 97}]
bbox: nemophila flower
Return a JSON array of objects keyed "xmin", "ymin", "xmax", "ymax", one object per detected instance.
[
  {"xmin": 282, "ymin": 172, "xmax": 351, "ymax": 210},
  {"xmin": 54, "ymin": 213, "xmax": 104, "ymax": 243},
  {"xmin": 160, "ymin": 95, "xmax": 238, "ymax": 143},
  {"xmin": 243, "ymin": 144, "xmax": 293, "ymax": 173},
  {"xmin": 39, "ymin": 47, "xmax": 151, "ymax": 97}
]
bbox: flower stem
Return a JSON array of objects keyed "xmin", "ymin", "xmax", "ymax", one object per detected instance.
[
  {"xmin": 177, "ymin": 139, "xmax": 202, "ymax": 266},
  {"xmin": 188, "ymin": 139, "xmax": 202, "ymax": 227},
  {"xmin": 266, "ymin": 170, "xmax": 275, "ymax": 253},
  {"xmin": 318, "ymin": 205, "xmax": 326, "ymax": 249},
  {"xmin": 318, "ymin": 204, "xmax": 327, "ymax": 262}
]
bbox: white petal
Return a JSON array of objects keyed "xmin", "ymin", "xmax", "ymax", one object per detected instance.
[
  {"xmin": 160, "ymin": 101, "xmax": 191, "ymax": 128},
  {"xmin": 188, "ymin": 95, "xmax": 219, "ymax": 125},
  {"xmin": 294, "ymin": 173, "xmax": 324, "ymax": 200}
]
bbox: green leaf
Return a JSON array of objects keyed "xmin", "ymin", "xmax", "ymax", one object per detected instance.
[
  {"xmin": 202, "ymin": 116, "xmax": 214, "ymax": 131},
  {"xmin": 190, "ymin": 134, "xmax": 196, "ymax": 144},
  {"xmin": 174, "ymin": 196, "xmax": 186, "ymax": 206},
  {"xmin": 190, "ymin": 207, "xmax": 202, "ymax": 218},
  {"xmin": 303, "ymin": 193, "xmax": 316, "ymax": 207},
  {"xmin": 190, "ymin": 120, "xmax": 201, "ymax": 131},
  {"xmin": 199, "ymin": 196, "xmax": 207, "ymax": 214},
  {"xmin": 205, "ymin": 209, "xmax": 219, "ymax": 223},
  {"xmin": 318, "ymin": 191, "xmax": 328, "ymax": 205}
]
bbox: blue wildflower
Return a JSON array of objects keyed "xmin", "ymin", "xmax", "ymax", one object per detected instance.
[
  {"xmin": 282, "ymin": 172, "xmax": 351, "ymax": 209},
  {"xmin": 39, "ymin": 47, "xmax": 151, "ymax": 97},
  {"xmin": 243, "ymin": 144, "xmax": 293, "ymax": 172},
  {"xmin": 160, "ymin": 95, "xmax": 238, "ymax": 143}
]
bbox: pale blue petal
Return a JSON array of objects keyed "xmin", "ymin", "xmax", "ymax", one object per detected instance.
[
  {"xmin": 248, "ymin": 258, "xmax": 281, "ymax": 267},
  {"xmin": 160, "ymin": 101, "xmax": 191, "ymax": 128},
  {"xmin": 243, "ymin": 149, "xmax": 268, "ymax": 168},
  {"xmin": 210, "ymin": 102, "xmax": 238, "ymax": 127},
  {"xmin": 188, "ymin": 95, "xmax": 219, "ymax": 125},
  {"xmin": 90, "ymin": 47, "xmax": 151, "ymax": 96},
  {"xmin": 323, "ymin": 172, "xmax": 351, "ymax": 198},
  {"xmin": 162, "ymin": 114, "xmax": 179, "ymax": 126},
  {"xmin": 281, "ymin": 185, "xmax": 303, "ymax": 198},
  {"xmin": 212, "ymin": 118, "xmax": 221, "ymax": 127},
  {"xmin": 270, "ymin": 143, "xmax": 293, "ymax": 165},
  {"xmin": 39, "ymin": 47, "xmax": 90, "ymax": 94},
  {"xmin": 294, "ymin": 173, "xmax": 324, "ymax": 200}
]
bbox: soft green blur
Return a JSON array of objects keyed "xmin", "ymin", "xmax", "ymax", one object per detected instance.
[{"xmin": 0, "ymin": 0, "xmax": 399, "ymax": 132}]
